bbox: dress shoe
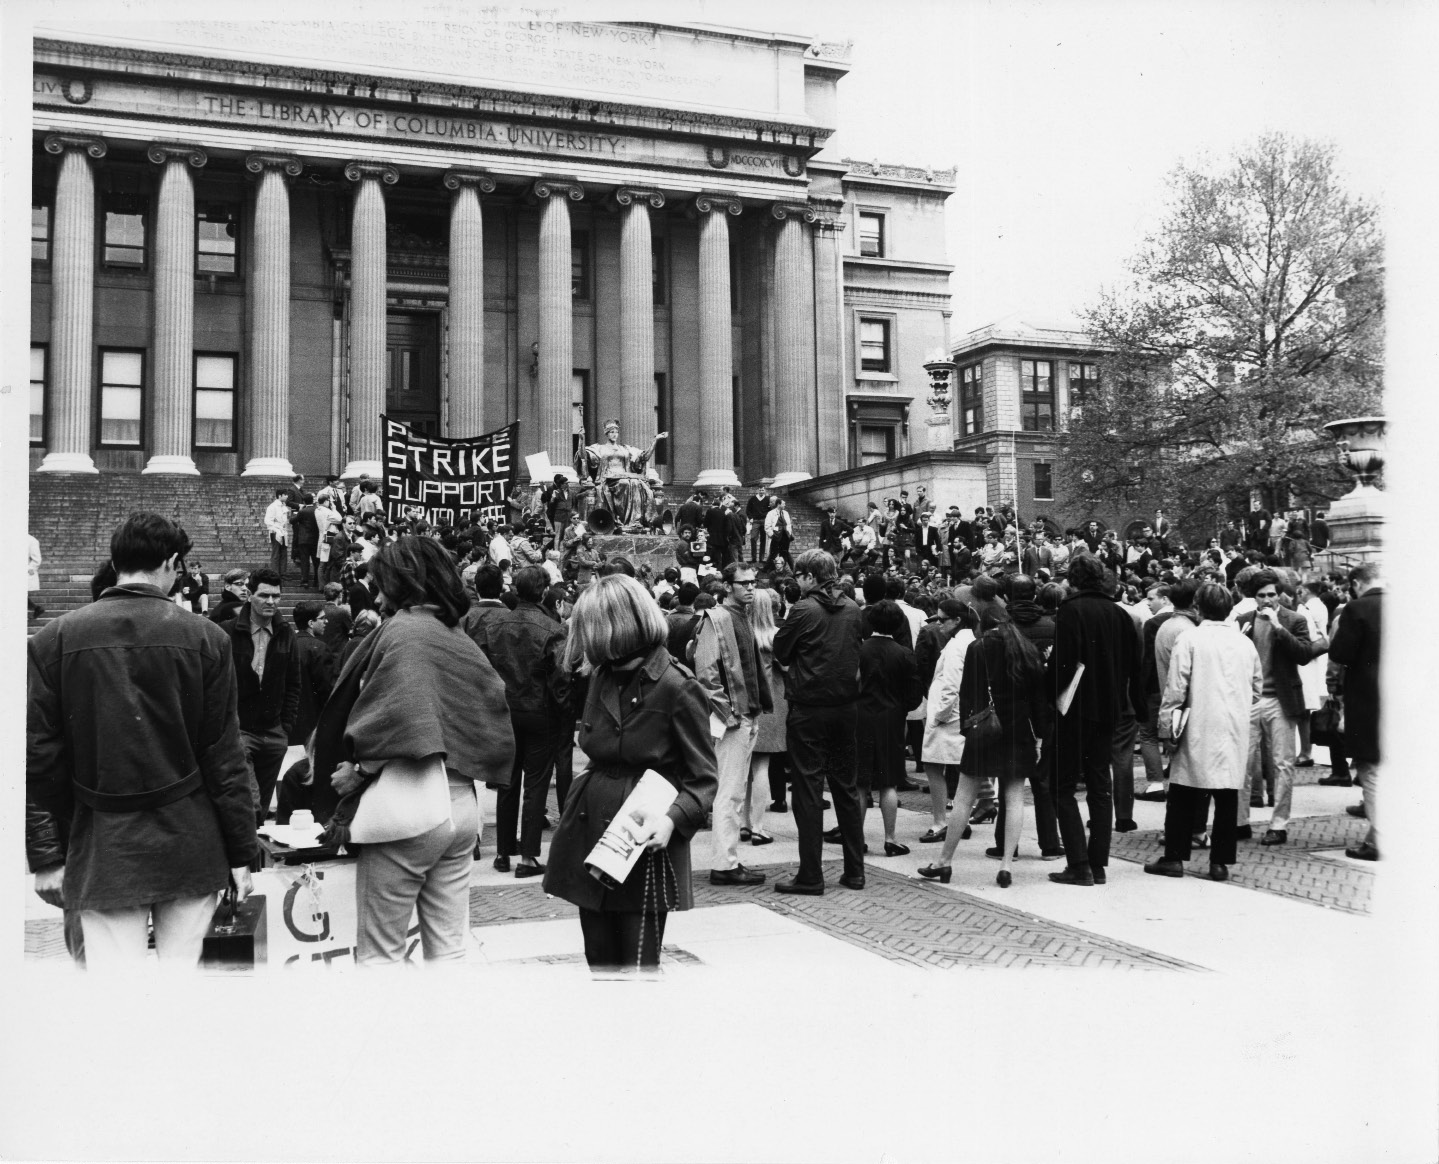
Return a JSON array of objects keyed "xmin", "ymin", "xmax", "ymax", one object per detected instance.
[
  {"xmin": 882, "ymin": 841, "xmax": 910, "ymax": 857},
  {"xmin": 769, "ymin": 799, "xmax": 789, "ymax": 813},
  {"xmin": 473, "ymin": 840, "xmax": 484, "ymax": 860},
  {"xmin": 821, "ymin": 799, "xmax": 831, "ymax": 810},
  {"xmin": 823, "ymin": 826, "xmax": 842, "ymax": 843},
  {"xmin": 1260, "ymin": 829, "xmax": 1287, "ymax": 846},
  {"xmin": 1345, "ymin": 842, "xmax": 1379, "ymax": 861},
  {"xmin": 915, "ymin": 863, "xmax": 952, "ymax": 883},
  {"xmin": 1048, "ymin": 866, "xmax": 1095, "ymax": 886},
  {"xmin": 740, "ymin": 827, "xmax": 753, "ymax": 842},
  {"xmin": 960, "ymin": 825, "xmax": 972, "ymax": 841},
  {"xmin": 919, "ymin": 826, "xmax": 947, "ymax": 843},
  {"xmin": 492, "ymin": 855, "xmax": 511, "ymax": 873},
  {"xmin": 774, "ymin": 876, "xmax": 824, "ymax": 896},
  {"xmin": 996, "ymin": 870, "xmax": 1012, "ymax": 889},
  {"xmin": 515, "ymin": 862, "xmax": 546, "ymax": 878},
  {"xmin": 710, "ymin": 865, "xmax": 766, "ymax": 886},
  {"xmin": 1346, "ymin": 804, "xmax": 1367, "ymax": 818},
  {"xmin": 1040, "ymin": 847, "xmax": 1067, "ymax": 861},
  {"xmin": 1209, "ymin": 863, "xmax": 1230, "ymax": 881},
  {"xmin": 1317, "ymin": 775, "xmax": 1353, "ymax": 786},
  {"xmin": 1143, "ymin": 858, "xmax": 1185, "ymax": 878},
  {"xmin": 1295, "ymin": 757, "xmax": 1315, "ymax": 768},
  {"xmin": 1114, "ymin": 818, "xmax": 1138, "ymax": 833},
  {"xmin": 1091, "ymin": 866, "xmax": 1107, "ymax": 885},
  {"xmin": 838, "ymin": 873, "xmax": 866, "ymax": 891},
  {"xmin": 969, "ymin": 805, "xmax": 998, "ymax": 826},
  {"xmin": 1235, "ymin": 825, "xmax": 1253, "ymax": 840},
  {"xmin": 1191, "ymin": 832, "xmax": 1211, "ymax": 850},
  {"xmin": 750, "ymin": 832, "xmax": 774, "ymax": 846},
  {"xmin": 1136, "ymin": 785, "xmax": 1168, "ymax": 802}
]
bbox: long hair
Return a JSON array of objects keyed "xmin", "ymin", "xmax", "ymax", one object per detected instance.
[
  {"xmin": 367, "ymin": 536, "xmax": 469, "ymax": 627},
  {"xmin": 979, "ymin": 607, "xmax": 1043, "ymax": 687},
  {"xmin": 750, "ymin": 585, "xmax": 780, "ymax": 653}
]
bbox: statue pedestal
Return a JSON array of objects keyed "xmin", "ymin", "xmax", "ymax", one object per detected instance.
[
  {"xmin": 592, "ymin": 533, "xmax": 682, "ymax": 577},
  {"xmin": 1317, "ymin": 484, "xmax": 1385, "ymax": 570}
]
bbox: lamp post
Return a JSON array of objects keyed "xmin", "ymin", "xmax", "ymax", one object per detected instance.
[{"xmin": 921, "ymin": 354, "xmax": 956, "ymax": 453}]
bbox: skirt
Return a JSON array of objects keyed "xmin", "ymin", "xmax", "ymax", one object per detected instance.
[{"xmin": 857, "ymin": 710, "xmax": 909, "ymax": 790}]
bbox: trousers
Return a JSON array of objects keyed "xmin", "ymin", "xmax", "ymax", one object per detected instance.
[
  {"xmin": 712, "ymin": 716, "xmax": 759, "ymax": 870},
  {"xmin": 81, "ymin": 894, "xmax": 217, "ymax": 969},
  {"xmin": 355, "ymin": 780, "xmax": 477, "ymax": 965},
  {"xmin": 495, "ymin": 711, "xmax": 560, "ymax": 859},
  {"xmin": 1134, "ymin": 692, "xmax": 1165, "ymax": 785},
  {"xmin": 268, "ymin": 534, "xmax": 288, "ymax": 578},
  {"xmin": 1054, "ymin": 715, "xmax": 1115, "ymax": 870},
  {"xmin": 788, "ymin": 703, "xmax": 865, "ymax": 884},
  {"xmin": 1241, "ymin": 695, "xmax": 1297, "ymax": 830},
  {"xmin": 996, "ymin": 727, "xmax": 1061, "ymax": 852},
  {"xmin": 242, "ymin": 725, "xmax": 289, "ymax": 824},
  {"xmin": 1110, "ymin": 707, "xmax": 1139, "ymax": 822},
  {"xmin": 1358, "ymin": 760, "xmax": 1379, "ymax": 849},
  {"xmin": 1164, "ymin": 785, "xmax": 1238, "ymax": 865},
  {"xmin": 578, "ymin": 908, "xmax": 666, "ymax": 970}
]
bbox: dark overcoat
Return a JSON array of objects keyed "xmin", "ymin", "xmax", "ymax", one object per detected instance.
[
  {"xmin": 1047, "ymin": 589, "xmax": 1143, "ymax": 726},
  {"xmin": 1328, "ymin": 587, "xmax": 1382, "ymax": 762}
]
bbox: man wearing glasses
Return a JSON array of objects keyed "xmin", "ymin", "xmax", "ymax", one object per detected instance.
[
  {"xmin": 224, "ymin": 568, "xmax": 300, "ymax": 825},
  {"xmin": 1236, "ymin": 570, "xmax": 1321, "ymax": 845}
]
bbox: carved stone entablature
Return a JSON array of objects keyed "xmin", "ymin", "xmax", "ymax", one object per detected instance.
[
  {"xmin": 442, "ymin": 169, "xmax": 496, "ymax": 193},
  {"xmin": 805, "ymin": 40, "xmax": 854, "ymax": 62},
  {"xmin": 770, "ymin": 201, "xmax": 817, "ymax": 224},
  {"xmin": 343, "ymin": 161, "xmax": 400, "ymax": 185},
  {"xmin": 613, "ymin": 186, "xmax": 666, "ymax": 210},
  {"xmin": 42, "ymin": 133, "xmax": 107, "ymax": 159},
  {"xmin": 244, "ymin": 153, "xmax": 303, "ymax": 177},
  {"xmin": 530, "ymin": 178, "xmax": 585, "ymax": 203},
  {"xmin": 842, "ymin": 157, "xmax": 959, "ymax": 186},
  {"xmin": 146, "ymin": 142, "xmax": 208, "ymax": 168},
  {"xmin": 692, "ymin": 193, "xmax": 743, "ymax": 217}
]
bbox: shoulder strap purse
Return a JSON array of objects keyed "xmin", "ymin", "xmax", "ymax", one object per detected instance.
[{"xmin": 960, "ymin": 643, "xmax": 1004, "ymax": 746}]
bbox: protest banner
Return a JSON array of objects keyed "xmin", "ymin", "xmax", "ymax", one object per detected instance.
[{"xmin": 381, "ymin": 415, "xmax": 518, "ymax": 527}]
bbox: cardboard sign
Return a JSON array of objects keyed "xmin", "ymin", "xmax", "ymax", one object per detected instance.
[
  {"xmin": 381, "ymin": 416, "xmax": 517, "ymax": 527},
  {"xmin": 252, "ymin": 862, "xmax": 420, "ymax": 969}
]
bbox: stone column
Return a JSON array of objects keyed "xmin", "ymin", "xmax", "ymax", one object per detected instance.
[
  {"xmin": 615, "ymin": 187, "xmax": 665, "ymax": 451},
  {"xmin": 533, "ymin": 178, "xmax": 584, "ymax": 468},
  {"xmin": 692, "ymin": 193, "xmax": 743, "ymax": 488},
  {"xmin": 142, "ymin": 143, "xmax": 207, "ymax": 475},
  {"xmin": 342, "ymin": 162, "xmax": 398, "ymax": 480},
  {"xmin": 770, "ymin": 201, "xmax": 818, "ymax": 487},
  {"xmin": 38, "ymin": 134, "xmax": 106, "ymax": 474},
  {"xmin": 443, "ymin": 169, "xmax": 495, "ymax": 438},
  {"xmin": 810, "ymin": 205, "xmax": 848, "ymax": 477},
  {"xmin": 242, "ymin": 153, "xmax": 302, "ymax": 477}
]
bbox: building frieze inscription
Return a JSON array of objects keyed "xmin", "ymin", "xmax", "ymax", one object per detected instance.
[{"xmin": 34, "ymin": 73, "xmax": 806, "ymax": 179}]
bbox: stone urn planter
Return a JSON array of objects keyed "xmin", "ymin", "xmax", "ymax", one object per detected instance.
[{"xmin": 1321, "ymin": 417, "xmax": 1385, "ymax": 565}]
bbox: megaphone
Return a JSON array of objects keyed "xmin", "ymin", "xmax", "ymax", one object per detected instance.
[{"xmin": 587, "ymin": 507, "xmax": 617, "ymax": 535}]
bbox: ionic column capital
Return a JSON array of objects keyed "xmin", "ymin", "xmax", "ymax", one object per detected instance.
[
  {"xmin": 344, "ymin": 161, "xmax": 399, "ymax": 185},
  {"xmin": 43, "ymin": 133, "xmax": 107, "ymax": 160},
  {"xmin": 443, "ymin": 168, "xmax": 496, "ymax": 193},
  {"xmin": 692, "ymin": 192, "xmax": 743, "ymax": 217},
  {"xmin": 245, "ymin": 153, "xmax": 303, "ymax": 177},
  {"xmin": 612, "ymin": 186, "xmax": 666, "ymax": 210},
  {"xmin": 530, "ymin": 177, "xmax": 585, "ymax": 203},
  {"xmin": 809, "ymin": 199, "xmax": 847, "ymax": 231},
  {"xmin": 770, "ymin": 201, "xmax": 817, "ymax": 223},
  {"xmin": 146, "ymin": 142, "xmax": 208, "ymax": 168}
]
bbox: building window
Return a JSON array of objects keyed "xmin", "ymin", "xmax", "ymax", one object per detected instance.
[
  {"xmin": 1034, "ymin": 461, "xmax": 1053, "ymax": 500},
  {"xmin": 652, "ymin": 237, "xmax": 667, "ymax": 305},
  {"xmin": 1021, "ymin": 359, "xmax": 1054, "ymax": 431},
  {"xmin": 653, "ymin": 372, "xmax": 668, "ymax": 467},
  {"xmin": 860, "ymin": 319, "xmax": 891, "ymax": 373},
  {"xmin": 857, "ymin": 424, "xmax": 894, "ymax": 465},
  {"xmin": 858, "ymin": 211, "xmax": 884, "ymax": 257},
  {"xmin": 30, "ymin": 345, "xmax": 46, "ymax": 445},
  {"xmin": 32, "ymin": 203, "xmax": 50, "ymax": 262},
  {"xmin": 99, "ymin": 349, "xmax": 144, "ymax": 446},
  {"xmin": 194, "ymin": 353, "xmax": 236, "ymax": 449},
  {"xmin": 103, "ymin": 193, "xmax": 147, "ymax": 268},
  {"xmin": 848, "ymin": 399, "xmax": 907, "ymax": 467},
  {"xmin": 571, "ymin": 230, "xmax": 590, "ymax": 301},
  {"xmin": 196, "ymin": 203, "xmax": 239, "ymax": 275},
  {"xmin": 959, "ymin": 361, "xmax": 983, "ymax": 436}
]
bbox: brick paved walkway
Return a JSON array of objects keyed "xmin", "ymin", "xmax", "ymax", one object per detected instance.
[{"xmin": 1108, "ymin": 812, "xmax": 1374, "ymax": 915}]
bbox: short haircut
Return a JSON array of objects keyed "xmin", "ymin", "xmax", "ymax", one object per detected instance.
[
  {"xmin": 1195, "ymin": 583, "xmax": 1234, "ymax": 622},
  {"xmin": 1350, "ymin": 562, "xmax": 1380, "ymax": 586},
  {"xmin": 1009, "ymin": 574, "xmax": 1037, "ymax": 603},
  {"xmin": 938, "ymin": 597, "xmax": 966, "ymax": 620},
  {"xmin": 1038, "ymin": 582, "xmax": 1066, "ymax": 614},
  {"xmin": 90, "ymin": 560, "xmax": 118, "ymax": 601},
  {"xmin": 722, "ymin": 561, "xmax": 755, "ymax": 584},
  {"xmin": 1170, "ymin": 576, "xmax": 1201, "ymax": 610},
  {"xmin": 513, "ymin": 565, "xmax": 550, "ymax": 603},
  {"xmin": 474, "ymin": 563, "xmax": 504, "ymax": 599},
  {"xmin": 1068, "ymin": 553, "xmax": 1107, "ymax": 592},
  {"xmin": 867, "ymin": 598, "xmax": 906, "ymax": 637},
  {"xmin": 694, "ymin": 592, "xmax": 716, "ymax": 610},
  {"xmin": 970, "ymin": 574, "xmax": 1002, "ymax": 603},
  {"xmin": 884, "ymin": 577, "xmax": 906, "ymax": 601},
  {"xmin": 793, "ymin": 548, "xmax": 837, "ymax": 585},
  {"xmin": 323, "ymin": 581, "xmax": 343, "ymax": 600},
  {"xmin": 368, "ymin": 536, "xmax": 470, "ymax": 627},
  {"xmin": 601, "ymin": 556, "xmax": 637, "ymax": 578},
  {"xmin": 110, "ymin": 512, "xmax": 192, "ymax": 575},
  {"xmin": 571, "ymin": 574, "xmax": 667, "ymax": 668},
  {"xmin": 249, "ymin": 567, "xmax": 282, "ymax": 590},
  {"xmin": 862, "ymin": 574, "xmax": 887, "ymax": 604},
  {"xmin": 663, "ymin": 567, "xmax": 679, "ymax": 582},
  {"xmin": 293, "ymin": 600, "xmax": 323, "ymax": 630},
  {"xmin": 223, "ymin": 567, "xmax": 250, "ymax": 586},
  {"xmin": 1248, "ymin": 568, "xmax": 1280, "ymax": 596},
  {"xmin": 676, "ymin": 581, "xmax": 701, "ymax": 605},
  {"xmin": 1146, "ymin": 583, "xmax": 1172, "ymax": 600}
]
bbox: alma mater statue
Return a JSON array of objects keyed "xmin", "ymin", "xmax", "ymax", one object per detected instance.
[{"xmin": 575, "ymin": 420, "xmax": 668, "ymax": 532}]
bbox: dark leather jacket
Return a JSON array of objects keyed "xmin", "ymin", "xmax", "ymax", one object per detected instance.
[
  {"xmin": 224, "ymin": 605, "xmax": 300, "ymax": 736},
  {"xmin": 468, "ymin": 600, "xmax": 567, "ymax": 716}
]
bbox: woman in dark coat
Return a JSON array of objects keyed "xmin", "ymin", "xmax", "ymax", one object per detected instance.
[
  {"xmin": 918, "ymin": 607, "xmax": 1050, "ymax": 888},
  {"xmin": 855, "ymin": 600, "xmax": 924, "ymax": 856},
  {"xmin": 543, "ymin": 574, "xmax": 718, "ymax": 972}
]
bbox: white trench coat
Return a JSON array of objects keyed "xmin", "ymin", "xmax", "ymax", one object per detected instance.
[
  {"xmin": 1159, "ymin": 621, "xmax": 1262, "ymax": 790},
  {"xmin": 920, "ymin": 628, "xmax": 974, "ymax": 765}
]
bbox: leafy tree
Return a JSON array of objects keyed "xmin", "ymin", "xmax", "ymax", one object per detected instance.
[{"xmin": 1061, "ymin": 133, "xmax": 1383, "ymax": 537}]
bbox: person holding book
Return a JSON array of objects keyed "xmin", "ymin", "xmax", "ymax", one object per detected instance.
[{"xmin": 543, "ymin": 575, "xmax": 718, "ymax": 971}]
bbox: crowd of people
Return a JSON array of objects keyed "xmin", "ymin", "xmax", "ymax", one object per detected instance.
[{"xmin": 25, "ymin": 481, "xmax": 1381, "ymax": 974}]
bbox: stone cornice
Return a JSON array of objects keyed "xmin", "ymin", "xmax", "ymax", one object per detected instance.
[
  {"xmin": 343, "ymin": 161, "xmax": 399, "ymax": 185},
  {"xmin": 531, "ymin": 178, "xmax": 585, "ymax": 202},
  {"xmin": 146, "ymin": 141, "xmax": 207, "ymax": 167},
  {"xmin": 613, "ymin": 186, "xmax": 666, "ymax": 209},
  {"xmin": 442, "ymin": 169, "xmax": 496, "ymax": 193},
  {"xmin": 42, "ymin": 132, "xmax": 106, "ymax": 159},
  {"xmin": 244, "ymin": 152, "xmax": 303, "ymax": 176},
  {"xmin": 34, "ymin": 37, "xmax": 834, "ymax": 152}
]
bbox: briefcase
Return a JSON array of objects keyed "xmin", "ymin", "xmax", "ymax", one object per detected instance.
[{"xmin": 201, "ymin": 890, "xmax": 267, "ymax": 971}]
